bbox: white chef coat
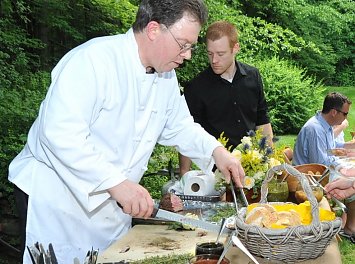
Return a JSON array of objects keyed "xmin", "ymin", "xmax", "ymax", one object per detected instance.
[{"xmin": 8, "ymin": 28, "xmax": 220, "ymax": 263}]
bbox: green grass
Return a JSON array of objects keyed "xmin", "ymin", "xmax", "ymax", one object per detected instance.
[{"xmin": 339, "ymin": 239, "xmax": 355, "ymax": 263}]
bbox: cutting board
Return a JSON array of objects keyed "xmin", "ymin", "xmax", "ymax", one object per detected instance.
[{"xmin": 97, "ymin": 225, "xmax": 223, "ymax": 262}]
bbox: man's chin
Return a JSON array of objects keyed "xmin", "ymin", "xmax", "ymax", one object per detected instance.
[{"xmin": 212, "ymin": 68, "xmax": 223, "ymax": 75}]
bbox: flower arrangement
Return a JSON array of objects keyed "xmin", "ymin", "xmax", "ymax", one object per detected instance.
[{"xmin": 217, "ymin": 129, "xmax": 284, "ymax": 198}]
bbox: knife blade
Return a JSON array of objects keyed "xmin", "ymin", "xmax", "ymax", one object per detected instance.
[{"xmin": 151, "ymin": 208, "xmax": 221, "ymax": 233}]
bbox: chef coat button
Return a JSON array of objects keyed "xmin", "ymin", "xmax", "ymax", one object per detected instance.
[
  {"xmin": 147, "ymin": 139, "xmax": 152, "ymax": 142},
  {"xmin": 139, "ymin": 106, "xmax": 145, "ymax": 111},
  {"xmin": 127, "ymin": 169, "xmax": 131, "ymax": 173}
]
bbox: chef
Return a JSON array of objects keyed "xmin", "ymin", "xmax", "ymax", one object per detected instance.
[{"xmin": 8, "ymin": 0, "xmax": 245, "ymax": 263}]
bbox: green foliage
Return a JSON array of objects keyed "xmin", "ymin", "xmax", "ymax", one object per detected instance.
[
  {"xmin": 132, "ymin": 254, "xmax": 192, "ymax": 264},
  {"xmin": 177, "ymin": 0, "xmax": 319, "ymax": 87},
  {"xmin": 140, "ymin": 175, "xmax": 169, "ymax": 200},
  {"xmin": 249, "ymin": 56, "xmax": 325, "ymax": 134},
  {"xmin": 236, "ymin": 0, "xmax": 355, "ymax": 86},
  {"xmin": 25, "ymin": 0, "xmax": 137, "ymax": 69},
  {"xmin": 0, "ymin": 72, "xmax": 50, "ymax": 200},
  {"xmin": 140, "ymin": 145, "xmax": 179, "ymax": 199}
]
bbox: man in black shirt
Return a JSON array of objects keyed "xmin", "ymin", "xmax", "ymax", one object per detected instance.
[{"xmin": 180, "ymin": 21, "xmax": 273, "ymax": 176}]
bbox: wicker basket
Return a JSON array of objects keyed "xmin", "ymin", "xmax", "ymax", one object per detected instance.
[{"xmin": 235, "ymin": 163, "xmax": 342, "ymax": 263}]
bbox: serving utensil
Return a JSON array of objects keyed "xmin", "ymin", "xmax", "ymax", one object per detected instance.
[
  {"xmin": 229, "ymin": 181, "xmax": 239, "ymax": 214},
  {"xmin": 215, "ymin": 218, "xmax": 226, "ymax": 245},
  {"xmin": 231, "ymin": 234, "xmax": 260, "ymax": 264},
  {"xmin": 307, "ymin": 174, "xmax": 348, "ymax": 213},
  {"xmin": 239, "ymin": 186, "xmax": 249, "ymax": 206},
  {"xmin": 216, "ymin": 233, "xmax": 233, "ymax": 264},
  {"xmin": 317, "ymin": 167, "xmax": 329, "ymax": 184}
]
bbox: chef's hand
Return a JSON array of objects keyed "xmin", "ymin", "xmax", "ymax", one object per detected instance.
[
  {"xmin": 108, "ymin": 180, "xmax": 154, "ymax": 219},
  {"xmin": 213, "ymin": 146, "xmax": 245, "ymax": 187},
  {"xmin": 324, "ymin": 177, "xmax": 355, "ymax": 200}
]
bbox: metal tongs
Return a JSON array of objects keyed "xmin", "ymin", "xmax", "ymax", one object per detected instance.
[
  {"xmin": 229, "ymin": 180, "xmax": 249, "ymax": 215},
  {"xmin": 307, "ymin": 174, "xmax": 348, "ymax": 213},
  {"xmin": 216, "ymin": 230, "xmax": 260, "ymax": 264}
]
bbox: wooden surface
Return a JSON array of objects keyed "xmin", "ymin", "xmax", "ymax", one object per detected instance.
[
  {"xmin": 97, "ymin": 198, "xmax": 342, "ymax": 264},
  {"xmin": 97, "ymin": 225, "xmax": 221, "ymax": 263}
]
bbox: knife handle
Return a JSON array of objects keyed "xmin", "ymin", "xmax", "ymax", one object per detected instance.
[
  {"xmin": 117, "ymin": 202, "xmax": 159, "ymax": 218},
  {"xmin": 151, "ymin": 207, "xmax": 159, "ymax": 218}
]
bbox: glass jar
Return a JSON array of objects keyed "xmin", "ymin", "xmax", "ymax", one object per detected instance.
[
  {"xmin": 195, "ymin": 241, "xmax": 224, "ymax": 257},
  {"xmin": 295, "ymin": 182, "xmax": 323, "ymax": 204},
  {"xmin": 189, "ymin": 254, "xmax": 230, "ymax": 264},
  {"xmin": 267, "ymin": 179, "xmax": 289, "ymax": 202}
]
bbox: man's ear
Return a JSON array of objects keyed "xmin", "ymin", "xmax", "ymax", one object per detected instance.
[
  {"xmin": 233, "ymin": 42, "xmax": 240, "ymax": 54},
  {"xmin": 146, "ymin": 21, "xmax": 162, "ymax": 41},
  {"xmin": 330, "ymin": 108, "xmax": 338, "ymax": 117}
]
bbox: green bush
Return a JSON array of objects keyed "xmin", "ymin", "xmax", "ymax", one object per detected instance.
[
  {"xmin": 249, "ymin": 56, "xmax": 325, "ymax": 134},
  {"xmin": 236, "ymin": 0, "xmax": 355, "ymax": 86},
  {"xmin": 0, "ymin": 71, "xmax": 49, "ymax": 209},
  {"xmin": 141, "ymin": 145, "xmax": 180, "ymax": 199}
]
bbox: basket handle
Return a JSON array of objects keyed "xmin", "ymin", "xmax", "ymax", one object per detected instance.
[{"xmin": 259, "ymin": 163, "xmax": 321, "ymax": 226}]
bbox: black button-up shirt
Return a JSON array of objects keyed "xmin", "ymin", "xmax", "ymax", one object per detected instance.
[{"xmin": 183, "ymin": 61, "xmax": 270, "ymax": 149}]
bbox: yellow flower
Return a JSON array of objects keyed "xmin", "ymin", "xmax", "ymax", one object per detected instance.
[
  {"xmin": 244, "ymin": 176, "xmax": 255, "ymax": 190},
  {"xmin": 269, "ymin": 157, "xmax": 281, "ymax": 168},
  {"xmin": 251, "ymin": 150, "xmax": 263, "ymax": 160}
]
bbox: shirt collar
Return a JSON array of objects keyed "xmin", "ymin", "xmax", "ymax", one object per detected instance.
[{"xmin": 315, "ymin": 111, "xmax": 333, "ymax": 132}]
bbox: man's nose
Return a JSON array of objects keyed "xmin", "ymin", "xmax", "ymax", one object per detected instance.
[
  {"xmin": 212, "ymin": 55, "xmax": 219, "ymax": 64},
  {"xmin": 180, "ymin": 49, "xmax": 192, "ymax": 60}
]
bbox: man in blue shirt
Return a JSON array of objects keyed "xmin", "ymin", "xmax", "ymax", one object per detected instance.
[{"xmin": 293, "ymin": 92, "xmax": 353, "ymax": 166}]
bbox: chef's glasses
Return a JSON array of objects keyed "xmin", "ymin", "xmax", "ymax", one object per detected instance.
[{"xmin": 163, "ymin": 25, "xmax": 197, "ymax": 53}]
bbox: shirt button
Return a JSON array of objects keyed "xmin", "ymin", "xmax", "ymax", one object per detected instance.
[
  {"xmin": 233, "ymin": 102, "xmax": 237, "ymax": 105},
  {"xmin": 237, "ymin": 120, "xmax": 241, "ymax": 123}
]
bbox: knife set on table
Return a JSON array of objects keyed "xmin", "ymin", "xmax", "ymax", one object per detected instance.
[{"xmin": 27, "ymin": 242, "xmax": 98, "ymax": 264}]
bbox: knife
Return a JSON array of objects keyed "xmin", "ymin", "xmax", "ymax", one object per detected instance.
[{"xmin": 151, "ymin": 207, "xmax": 221, "ymax": 233}]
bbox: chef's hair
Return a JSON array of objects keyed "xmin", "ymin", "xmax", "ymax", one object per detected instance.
[{"xmin": 132, "ymin": 0, "xmax": 208, "ymax": 32}]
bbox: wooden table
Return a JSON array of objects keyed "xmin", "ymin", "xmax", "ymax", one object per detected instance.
[
  {"xmin": 97, "ymin": 198, "xmax": 342, "ymax": 264},
  {"xmin": 96, "ymin": 225, "xmax": 341, "ymax": 264}
]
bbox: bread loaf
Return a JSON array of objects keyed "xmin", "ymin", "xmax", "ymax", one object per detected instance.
[{"xmin": 245, "ymin": 204, "xmax": 301, "ymax": 228}]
